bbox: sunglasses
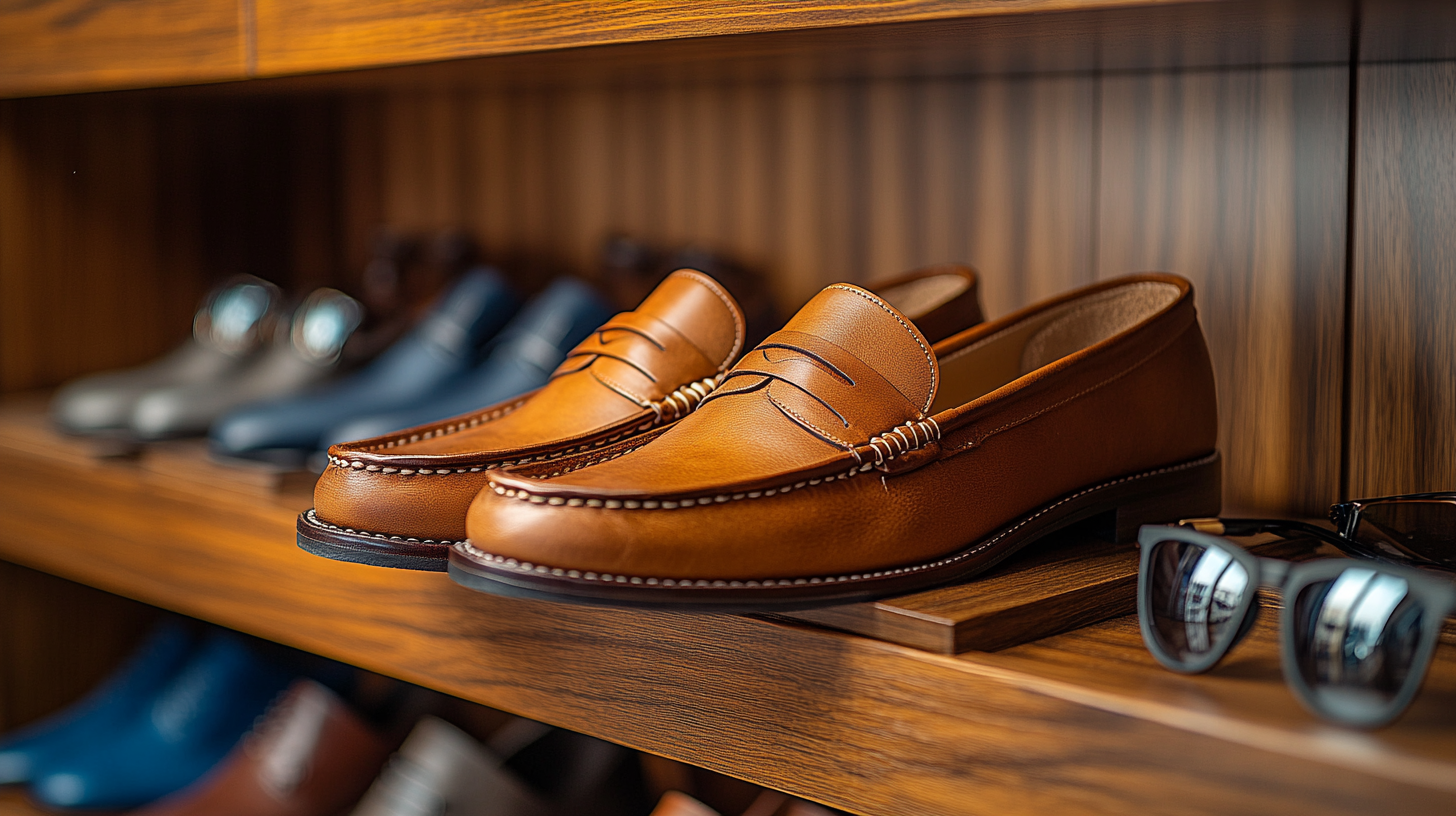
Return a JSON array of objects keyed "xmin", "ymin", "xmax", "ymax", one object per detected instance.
[{"xmin": 1136, "ymin": 523, "xmax": 1456, "ymax": 728}]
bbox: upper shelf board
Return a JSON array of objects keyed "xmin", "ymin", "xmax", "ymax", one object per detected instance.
[{"xmin": 11, "ymin": 0, "xmax": 1449, "ymax": 99}]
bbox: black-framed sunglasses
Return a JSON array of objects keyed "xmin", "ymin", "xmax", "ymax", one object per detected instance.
[{"xmin": 1136, "ymin": 524, "xmax": 1456, "ymax": 728}]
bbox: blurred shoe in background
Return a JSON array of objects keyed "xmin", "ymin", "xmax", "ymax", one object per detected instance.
[
  {"xmin": 597, "ymin": 236, "xmax": 780, "ymax": 350},
  {"xmin": 351, "ymin": 716, "xmax": 632, "ymax": 816},
  {"xmin": 52, "ymin": 276, "xmax": 283, "ymax": 436},
  {"xmin": 322, "ymin": 277, "xmax": 612, "ymax": 448},
  {"xmin": 136, "ymin": 679, "xmax": 391, "ymax": 816},
  {"xmin": 130, "ymin": 288, "xmax": 365, "ymax": 441},
  {"xmin": 29, "ymin": 632, "xmax": 291, "ymax": 811},
  {"xmin": 210, "ymin": 268, "xmax": 519, "ymax": 465},
  {"xmin": 0, "ymin": 622, "xmax": 195, "ymax": 786},
  {"xmin": 661, "ymin": 245, "xmax": 779, "ymax": 350},
  {"xmin": 651, "ymin": 791, "xmax": 840, "ymax": 816}
]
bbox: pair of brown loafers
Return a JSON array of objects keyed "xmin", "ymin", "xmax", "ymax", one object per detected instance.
[{"xmin": 300, "ymin": 265, "xmax": 1219, "ymax": 610}]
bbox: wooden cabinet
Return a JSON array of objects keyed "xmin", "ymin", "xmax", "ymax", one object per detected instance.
[
  {"xmin": 0, "ymin": 0, "xmax": 244, "ymax": 97},
  {"xmin": 3, "ymin": 2, "xmax": 1456, "ymax": 814}
]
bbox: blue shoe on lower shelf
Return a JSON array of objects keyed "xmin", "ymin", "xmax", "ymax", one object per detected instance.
[
  {"xmin": 0, "ymin": 622, "xmax": 195, "ymax": 786},
  {"xmin": 29, "ymin": 632, "xmax": 292, "ymax": 811}
]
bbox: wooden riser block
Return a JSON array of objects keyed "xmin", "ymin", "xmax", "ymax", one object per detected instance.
[{"xmin": 787, "ymin": 526, "xmax": 1137, "ymax": 655}]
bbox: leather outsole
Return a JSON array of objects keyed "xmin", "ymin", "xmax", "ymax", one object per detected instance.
[
  {"xmin": 296, "ymin": 509, "xmax": 457, "ymax": 572},
  {"xmin": 447, "ymin": 451, "xmax": 1222, "ymax": 611}
]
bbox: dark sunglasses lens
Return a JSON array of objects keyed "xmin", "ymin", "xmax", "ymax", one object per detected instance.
[
  {"xmin": 1353, "ymin": 500, "xmax": 1456, "ymax": 570},
  {"xmin": 1290, "ymin": 567, "xmax": 1426, "ymax": 717},
  {"xmin": 1146, "ymin": 539, "xmax": 1252, "ymax": 665}
]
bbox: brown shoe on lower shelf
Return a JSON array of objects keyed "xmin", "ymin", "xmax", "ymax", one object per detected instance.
[
  {"xmin": 651, "ymin": 791, "xmax": 839, "ymax": 816},
  {"xmin": 135, "ymin": 679, "xmax": 391, "ymax": 816},
  {"xmin": 299, "ymin": 265, "xmax": 984, "ymax": 571},
  {"xmin": 452, "ymin": 274, "xmax": 1221, "ymax": 610}
]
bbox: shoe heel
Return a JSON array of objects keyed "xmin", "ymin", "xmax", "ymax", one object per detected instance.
[{"xmin": 1097, "ymin": 452, "xmax": 1223, "ymax": 544}]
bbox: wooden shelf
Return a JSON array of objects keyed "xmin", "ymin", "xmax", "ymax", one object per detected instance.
[
  {"xmin": 0, "ymin": 0, "xmax": 1377, "ymax": 99},
  {"xmin": 0, "ymin": 398, "xmax": 1452, "ymax": 815},
  {"xmin": 0, "ymin": 790, "xmax": 42, "ymax": 816}
]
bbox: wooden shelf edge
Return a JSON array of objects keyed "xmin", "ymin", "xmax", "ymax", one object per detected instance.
[{"xmin": 0, "ymin": 403, "xmax": 1452, "ymax": 815}]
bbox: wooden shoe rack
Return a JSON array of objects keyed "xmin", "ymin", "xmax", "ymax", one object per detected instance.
[{"xmin": 4, "ymin": 2, "xmax": 1456, "ymax": 813}]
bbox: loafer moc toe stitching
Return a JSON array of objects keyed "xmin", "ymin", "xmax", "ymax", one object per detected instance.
[
  {"xmin": 300, "ymin": 266, "xmax": 983, "ymax": 571},
  {"xmin": 452, "ymin": 273, "xmax": 1221, "ymax": 610}
]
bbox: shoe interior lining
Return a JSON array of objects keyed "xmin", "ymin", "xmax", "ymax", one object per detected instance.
[
  {"xmin": 930, "ymin": 281, "xmax": 1181, "ymax": 414},
  {"xmin": 875, "ymin": 272, "xmax": 970, "ymax": 321}
]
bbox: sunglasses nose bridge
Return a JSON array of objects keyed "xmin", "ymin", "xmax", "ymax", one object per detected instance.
[{"xmin": 1257, "ymin": 557, "xmax": 1291, "ymax": 590}]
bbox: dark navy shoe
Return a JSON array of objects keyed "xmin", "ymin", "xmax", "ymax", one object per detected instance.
[
  {"xmin": 30, "ymin": 632, "xmax": 292, "ymax": 810},
  {"xmin": 0, "ymin": 623, "xmax": 195, "ymax": 785},
  {"xmin": 210, "ymin": 268, "xmax": 518, "ymax": 460},
  {"xmin": 322, "ymin": 278, "xmax": 613, "ymax": 447}
]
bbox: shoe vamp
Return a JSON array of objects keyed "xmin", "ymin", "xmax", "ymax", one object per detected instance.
[
  {"xmin": 525, "ymin": 395, "xmax": 846, "ymax": 499},
  {"xmin": 394, "ymin": 372, "xmax": 648, "ymax": 457}
]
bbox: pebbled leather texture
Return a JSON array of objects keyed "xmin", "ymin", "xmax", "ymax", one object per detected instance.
[
  {"xmin": 136, "ymin": 679, "xmax": 391, "ymax": 816},
  {"xmin": 307, "ymin": 266, "xmax": 983, "ymax": 552},
  {"xmin": 462, "ymin": 273, "xmax": 1217, "ymax": 590}
]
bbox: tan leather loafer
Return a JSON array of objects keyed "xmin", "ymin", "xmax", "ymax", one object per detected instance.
[
  {"xmin": 299, "ymin": 266, "xmax": 983, "ymax": 570},
  {"xmin": 452, "ymin": 274, "xmax": 1220, "ymax": 609}
]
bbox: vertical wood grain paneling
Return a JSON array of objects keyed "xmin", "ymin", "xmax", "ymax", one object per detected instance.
[
  {"xmin": 1348, "ymin": 62, "xmax": 1456, "ymax": 498},
  {"xmin": 1097, "ymin": 67, "xmax": 1349, "ymax": 514},
  {"xmin": 0, "ymin": 95, "xmax": 364, "ymax": 393},
  {"xmin": 0, "ymin": 560, "xmax": 157, "ymax": 732},
  {"xmin": 368, "ymin": 72, "xmax": 1096, "ymax": 313}
]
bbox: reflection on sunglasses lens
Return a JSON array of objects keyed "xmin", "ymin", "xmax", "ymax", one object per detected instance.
[
  {"xmin": 1148, "ymin": 540, "xmax": 1251, "ymax": 664},
  {"xmin": 1355, "ymin": 500, "xmax": 1456, "ymax": 570},
  {"xmin": 1292, "ymin": 568, "xmax": 1424, "ymax": 714}
]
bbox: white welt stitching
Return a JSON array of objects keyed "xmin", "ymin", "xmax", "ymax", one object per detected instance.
[
  {"xmin": 457, "ymin": 451, "xmax": 1217, "ymax": 587},
  {"xmin": 303, "ymin": 509, "xmax": 463, "ymax": 547}
]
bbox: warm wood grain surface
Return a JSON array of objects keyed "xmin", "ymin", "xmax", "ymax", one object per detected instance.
[
  {"xmin": 789, "ymin": 528, "xmax": 1139, "ymax": 654},
  {"xmin": 249, "ymin": 0, "xmax": 1354, "ymax": 81},
  {"xmin": 0, "ymin": 0, "xmax": 1367, "ymax": 99},
  {"xmin": 0, "ymin": 97, "xmax": 202, "ymax": 391},
  {"xmin": 0, "ymin": 0, "xmax": 245, "ymax": 97},
  {"xmin": 1097, "ymin": 66, "xmax": 1350, "ymax": 515},
  {"xmin": 0, "ymin": 789, "xmax": 40, "ymax": 816},
  {"xmin": 0, "ymin": 94, "xmax": 348, "ymax": 391},
  {"xmin": 1347, "ymin": 61, "xmax": 1456, "ymax": 498},
  {"xmin": 362, "ymin": 73, "xmax": 1098, "ymax": 337},
  {"xmin": 0, "ymin": 401, "xmax": 1452, "ymax": 815},
  {"xmin": 0, "ymin": 561, "xmax": 157, "ymax": 733}
]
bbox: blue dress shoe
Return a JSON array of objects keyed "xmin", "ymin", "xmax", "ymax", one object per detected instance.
[
  {"xmin": 30, "ymin": 632, "xmax": 292, "ymax": 810},
  {"xmin": 323, "ymin": 278, "xmax": 613, "ymax": 447},
  {"xmin": 0, "ymin": 623, "xmax": 195, "ymax": 785},
  {"xmin": 210, "ymin": 268, "xmax": 518, "ymax": 459}
]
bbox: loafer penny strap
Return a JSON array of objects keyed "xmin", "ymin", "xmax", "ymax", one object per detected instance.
[
  {"xmin": 553, "ymin": 311, "xmax": 718, "ymax": 393},
  {"xmin": 706, "ymin": 330, "xmax": 924, "ymax": 448}
]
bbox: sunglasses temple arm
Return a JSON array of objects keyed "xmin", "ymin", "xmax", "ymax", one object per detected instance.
[{"xmin": 1215, "ymin": 518, "xmax": 1353, "ymax": 550}]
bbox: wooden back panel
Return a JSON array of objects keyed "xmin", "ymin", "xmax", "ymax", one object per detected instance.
[{"xmin": 0, "ymin": 55, "xmax": 1450, "ymax": 514}]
